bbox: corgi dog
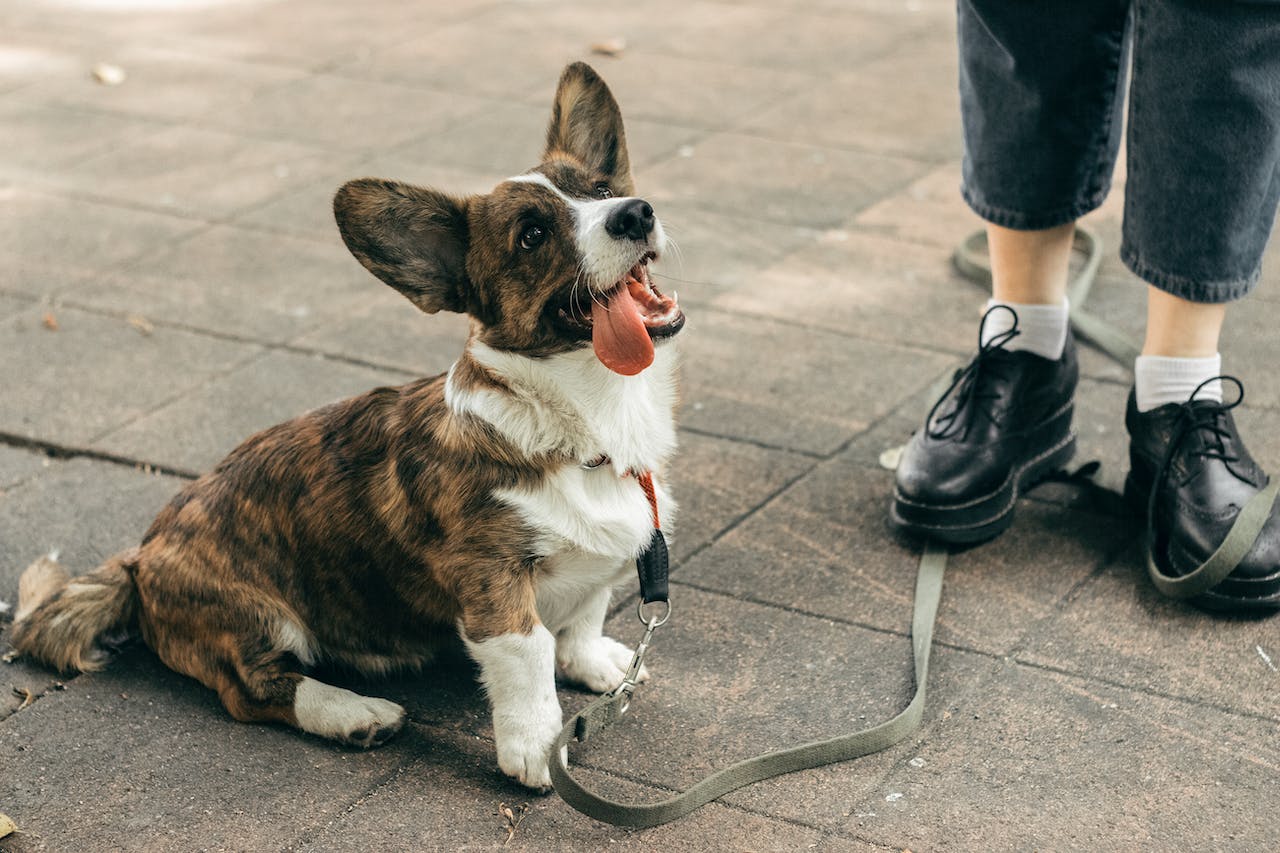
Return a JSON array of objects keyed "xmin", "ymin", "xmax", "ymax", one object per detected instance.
[{"xmin": 10, "ymin": 62, "xmax": 684, "ymax": 790}]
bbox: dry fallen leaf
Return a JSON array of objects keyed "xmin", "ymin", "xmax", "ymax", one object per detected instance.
[
  {"xmin": 497, "ymin": 801, "xmax": 529, "ymax": 846},
  {"xmin": 590, "ymin": 37, "xmax": 626, "ymax": 57},
  {"xmin": 0, "ymin": 812, "xmax": 17, "ymax": 839},
  {"xmin": 126, "ymin": 314, "xmax": 154, "ymax": 336},
  {"xmin": 42, "ymin": 312, "xmax": 58, "ymax": 331},
  {"xmin": 91, "ymin": 62, "xmax": 126, "ymax": 86}
]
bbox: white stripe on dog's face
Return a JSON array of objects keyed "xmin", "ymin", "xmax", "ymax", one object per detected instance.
[{"xmin": 506, "ymin": 172, "xmax": 665, "ymax": 296}]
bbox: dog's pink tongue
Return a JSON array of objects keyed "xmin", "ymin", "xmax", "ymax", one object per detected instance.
[{"xmin": 592, "ymin": 285, "xmax": 654, "ymax": 376}]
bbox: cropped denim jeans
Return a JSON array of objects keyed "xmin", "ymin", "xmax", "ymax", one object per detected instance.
[{"xmin": 958, "ymin": 0, "xmax": 1280, "ymax": 303}]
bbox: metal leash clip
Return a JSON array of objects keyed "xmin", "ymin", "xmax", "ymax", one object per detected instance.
[{"xmin": 607, "ymin": 600, "xmax": 671, "ymax": 714}]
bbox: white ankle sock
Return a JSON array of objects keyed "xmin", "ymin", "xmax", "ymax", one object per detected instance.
[
  {"xmin": 981, "ymin": 298, "xmax": 1069, "ymax": 360},
  {"xmin": 1134, "ymin": 354, "xmax": 1223, "ymax": 412}
]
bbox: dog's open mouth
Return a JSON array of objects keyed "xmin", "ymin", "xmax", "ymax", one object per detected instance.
[{"xmin": 556, "ymin": 253, "xmax": 684, "ymax": 376}]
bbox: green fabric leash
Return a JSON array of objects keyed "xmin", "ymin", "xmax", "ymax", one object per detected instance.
[
  {"xmin": 548, "ymin": 543, "xmax": 949, "ymax": 829},
  {"xmin": 1146, "ymin": 478, "xmax": 1280, "ymax": 599}
]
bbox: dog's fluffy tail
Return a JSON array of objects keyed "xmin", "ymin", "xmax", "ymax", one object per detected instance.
[{"xmin": 11, "ymin": 549, "xmax": 140, "ymax": 672}]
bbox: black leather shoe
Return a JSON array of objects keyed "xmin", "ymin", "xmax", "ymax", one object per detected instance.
[
  {"xmin": 1124, "ymin": 378, "xmax": 1280, "ymax": 614},
  {"xmin": 891, "ymin": 307, "xmax": 1078, "ymax": 543}
]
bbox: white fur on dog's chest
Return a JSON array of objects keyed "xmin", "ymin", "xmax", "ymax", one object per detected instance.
[{"xmin": 496, "ymin": 465, "xmax": 671, "ymax": 631}]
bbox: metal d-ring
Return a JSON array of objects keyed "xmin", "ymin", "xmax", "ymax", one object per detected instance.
[{"xmin": 636, "ymin": 599, "xmax": 671, "ymax": 628}]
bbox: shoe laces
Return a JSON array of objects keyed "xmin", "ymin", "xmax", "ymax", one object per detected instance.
[
  {"xmin": 1144, "ymin": 377, "xmax": 1259, "ymax": 547},
  {"xmin": 925, "ymin": 306, "xmax": 1020, "ymax": 441},
  {"xmin": 1156, "ymin": 376, "xmax": 1247, "ymax": 491}
]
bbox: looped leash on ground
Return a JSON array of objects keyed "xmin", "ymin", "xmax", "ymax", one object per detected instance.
[{"xmin": 549, "ymin": 543, "xmax": 948, "ymax": 829}]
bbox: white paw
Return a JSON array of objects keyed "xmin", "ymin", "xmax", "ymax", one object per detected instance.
[
  {"xmin": 339, "ymin": 696, "xmax": 406, "ymax": 749},
  {"xmin": 558, "ymin": 636, "xmax": 649, "ymax": 693},
  {"xmin": 493, "ymin": 708, "xmax": 562, "ymax": 791},
  {"xmin": 293, "ymin": 678, "xmax": 405, "ymax": 748}
]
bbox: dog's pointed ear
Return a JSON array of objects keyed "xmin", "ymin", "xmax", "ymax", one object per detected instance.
[
  {"xmin": 333, "ymin": 178, "xmax": 470, "ymax": 315},
  {"xmin": 544, "ymin": 62, "xmax": 633, "ymax": 193}
]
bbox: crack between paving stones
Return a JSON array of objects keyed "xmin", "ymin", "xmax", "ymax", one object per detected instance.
[
  {"xmin": 1005, "ymin": 658, "xmax": 1280, "ymax": 726},
  {"xmin": 278, "ymin": 749, "xmax": 421, "ymax": 853},
  {"xmin": 1004, "ymin": 542, "xmax": 1130, "ymax": 666},
  {"xmin": 0, "ymin": 431, "xmax": 200, "ymax": 481},
  {"xmin": 14, "ymin": 175, "xmax": 228, "ymax": 232},
  {"xmin": 53, "ymin": 295, "xmax": 423, "ymax": 380},
  {"xmin": 676, "ymin": 425, "xmax": 825, "ymax": 459},
  {"xmin": 81, "ymin": 347, "xmax": 271, "ymax": 449}
]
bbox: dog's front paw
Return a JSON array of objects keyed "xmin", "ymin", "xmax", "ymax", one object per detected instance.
[
  {"xmin": 496, "ymin": 733, "xmax": 555, "ymax": 791},
  {"xmin": 493, "ymin": 709, "xmax": 562, "ymax": 791},
  {"xmin": 558, "ymin": 635, "xmax": 649, "ymax": 694}
]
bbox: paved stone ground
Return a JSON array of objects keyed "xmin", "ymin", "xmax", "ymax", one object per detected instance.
[{"xmin": 2, "ymin": 1, "xmax": 1279, "ymax": 850}]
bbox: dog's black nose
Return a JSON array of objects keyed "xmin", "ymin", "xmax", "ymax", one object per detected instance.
[{"xmin": 604, "ymin": 198, "xmax": 655, "ymax": 241}]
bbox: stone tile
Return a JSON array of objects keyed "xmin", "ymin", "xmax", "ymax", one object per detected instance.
[
  {"xmin": 0, "ymin": 306, "xmax": 259, "ymax": 447},
  {"xmin": 71, "ymin": 224, "xmax": 374, "ymax": 344},
  {"xmin": 555, "ymin": 51, "xmax": 811, "ymax": 133},
  {"xmin": 92, "ymin": 349, "xmax": 409, "ymax": 474},
  {"xmin": 233, "ymin": 159, "xmax": 502, "ymax": 243},
  {"xmin": 204, "ymin": 74, "xmax": 497, "ymax": 154},
  {"xmin": 0, "ymin": 291, "xmax": 35, "ymax": 321},
  {"xmin": 675, "ymin": 426, "xmax": 1130, "ymax": 657},
  {"xmin": 736, "ymin": 33, "xmax": 962, "ymax": 163},
  {"xmin": 1020, "ymin": 552, "xmax": 1280, "ymax": 721},
  {"xmin": 709, "ymin": 230, "xmax": 980, "ymax": 357},
  {"xmin": 0, "ymin": 30, "xmax": 85, "ymax": 96},
  {"xmin": 0, "ymin": 445, "xmax": 49, "ymax": 492},
  {"xmin": 646, "ymin": 201, "xmax": 823, "ymax": 305},
  {"xmin": 289, "ymin": 290, "xmax": 471, "ymax": 376},
  {"xmin": 677, "ymin": 307, "xmax": 954, "ymax": 455},
  {"xmin": 296, "ymin": 724, "xmax": 827, "ymax": 852},
  {"xmin": 389, "ymin": 101, "xmax": 704, "ymax": 178},
  {"xmin": 843, "ymin": 661, "xmax": 1280, "ymax": 850},
  {"xmin": 570, "ymin": 587, "xmax": 995, "ymax": 831},
  {"xmin": 851, "ymin": 162, "xmax": 975, "ymax": 252},
  {"xmin": 0, "ymin": 647, "xmax": 415, "ymax": 853},
  {"xmin": 646, "ymin": 3, "xmax": 932, "ymax": 76},
  {"xmin": 667, "ymin": 430, "xmax": 815, "ymax": 563},
  {"xmin": 325, "ymin": 21, "xmax": 574, "ymax": 103},
  {"xmin": 0, "ymin": 102, "xmax": 163, "ymax": 182},
  {"xmin": 172, "ymin": 0, "xmax": 475, "ymax": 68},
  {"xmin": 0, "ymin": 458, "xmax": 186, "ymax": 600},
  {"xmin": 52, "ymin": 125, "xmax": 346, "ymax": 220},
  {"xmin": 0, "ymin": 186, "xmax": 203, "ymax": 277},
  {"xmin": 15, "ymin": 46, "xmax": 307, "ymax": 124},
  {"xmin": 642, "ymin": 133, "xmax": 928, "ymax": 229},
  {"xmin": 1221, "ymin": 304, "xmax": 1280, "ymax": 410}
]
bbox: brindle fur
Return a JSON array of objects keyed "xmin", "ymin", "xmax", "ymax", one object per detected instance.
[{"xmin": 12, "ymin": 62, "xmax": 664, "ymax": 746}]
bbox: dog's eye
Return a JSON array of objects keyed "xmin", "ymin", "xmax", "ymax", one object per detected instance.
[
  {"xmin": 519, "ymin": 224, "xmax": 546, "ymax": 250},
  {"xmin": 595, "ymin": 183, "xmax": 612, "ymax": 199}
]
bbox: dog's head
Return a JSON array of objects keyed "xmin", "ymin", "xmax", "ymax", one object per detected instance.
[{"xmin": 333, "ymin": 62, "xmax": 683, "ymax": 376}]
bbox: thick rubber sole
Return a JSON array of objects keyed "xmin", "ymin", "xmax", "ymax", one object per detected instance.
[
  {"xmin": 1122, "ymin": 475, "xmax": 1280, "ymax": 615},
  {"xmin": 890, "ymin": 431, "xmax": 1077, "ymax": 545}
]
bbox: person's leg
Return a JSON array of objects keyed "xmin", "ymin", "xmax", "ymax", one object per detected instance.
[
  {"xmin": 987, "ymin": 222, "xmax": 1074, "ymax": 307},
  {"xmin": 1122, "ymin": 0, "xmax": 1280, "ymax": 612},
  {"xmin": 891, "ymin": 1, "xmax": 1128, "ymax": 543}
]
